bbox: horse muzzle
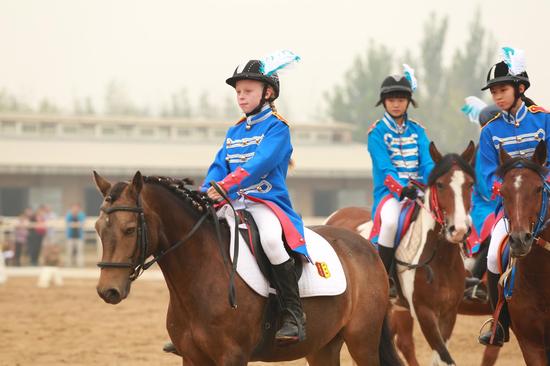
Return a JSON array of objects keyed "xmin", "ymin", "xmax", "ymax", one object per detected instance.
[
  {"xmin": 446, "ymin": 224, "xmax": 471, "ymax": 244},
  {"xmin": 509, "ymin": 232, "xmax": 534, "ymax": 258},
  {"xmin": 97, "ymin": 275, "xmax": 131, "ymax": 304}
]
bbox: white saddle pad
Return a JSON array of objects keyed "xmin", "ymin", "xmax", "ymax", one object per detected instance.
[{"xmin": 219, "ymin": 207, "xmax": 347, "ymax": 298}]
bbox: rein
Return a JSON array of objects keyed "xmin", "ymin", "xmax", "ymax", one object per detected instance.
[{"xmin": 97, "ymin": 181, "xmax": 240, "ymax": 308}]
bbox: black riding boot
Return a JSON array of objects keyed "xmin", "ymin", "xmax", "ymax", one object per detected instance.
[
  {"xmin": 272, "ymin": 258, "xmax": 306, "ymax": 345},
  {"xmin": 378, "ymin": 245, "xmax": 397, "ymax": 298},
  {"xmin": 478, "ymin": 272, "xmax": 510, "ymax": 347}
]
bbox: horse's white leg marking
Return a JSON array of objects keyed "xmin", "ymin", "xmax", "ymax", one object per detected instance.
[{"xmin": 431, "ymin": 341, "xmax": 455, "ymax": 366}]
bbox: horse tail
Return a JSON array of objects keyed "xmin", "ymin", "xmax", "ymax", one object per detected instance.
[{"xmin": 379, "ymin": 312, "xmax": 404, "ymax": 366}]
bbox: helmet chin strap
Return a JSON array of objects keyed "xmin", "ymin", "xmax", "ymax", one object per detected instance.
[
  {"xmin": 246, "ymin": 84, "xmax": 269, "ymax": 117},
  {"xmin": 506, "ymin": 83, "xmax": 522, "ymax": 122}
]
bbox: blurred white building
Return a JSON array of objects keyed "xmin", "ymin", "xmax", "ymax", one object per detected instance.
[{"xmin": 0, "ymin": 113, "xmax": 372, "ymax": 218}]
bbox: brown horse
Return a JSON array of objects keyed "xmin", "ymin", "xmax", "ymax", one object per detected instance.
[
  {"xmin": 326, "ymin": 206, "xmax": 500, "ymax": 366},
  {"xmin": 495, "ymin": 140, "xmax": 550, "ymax": 365},
  {"xmin": 326, "ymin": 142, "xmax": 476, "ymax": 365},
  {"xmin": 93, "ymin": 171, "xmax": 403, "ymax": 365}
]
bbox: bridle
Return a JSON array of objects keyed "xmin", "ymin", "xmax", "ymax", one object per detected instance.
[
  {"xmin": 97, "ymin": 194, "xmax": 209, "ymax": 281},
  {"xmin": 96, "ymin": 181, "xmax": 239, "ymax": 308},
  {"xmin": 499, "ymin": 163, "xmax": 550, "ymax": 240}
]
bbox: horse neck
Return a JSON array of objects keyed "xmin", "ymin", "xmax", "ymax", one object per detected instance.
[{"xmin": 142, "ymin": 184, "xmax": 228, "ymax": 306}]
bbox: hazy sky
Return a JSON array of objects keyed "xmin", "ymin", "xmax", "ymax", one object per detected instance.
[{"xmin": 1, "ymin": 0, "xmax": 549, "ymax": 121}]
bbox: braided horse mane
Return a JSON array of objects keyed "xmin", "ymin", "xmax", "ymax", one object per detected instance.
[{"xmin": 141, "ymin": 176, "xmax": 213, "ymax": 215}]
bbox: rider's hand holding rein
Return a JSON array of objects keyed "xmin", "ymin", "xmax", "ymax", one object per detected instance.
[{"xmin": 207, "ymin": 185, "xmax": 225, "ymax": 202}]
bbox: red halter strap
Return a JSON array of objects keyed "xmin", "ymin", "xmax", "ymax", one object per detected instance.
[{"xmin": 429, "ymin": 186, "xmax": 445, "ymax": 226}]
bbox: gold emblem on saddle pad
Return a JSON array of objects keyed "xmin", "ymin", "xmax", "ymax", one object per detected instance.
[{"xmin": 315, "ymin": 262, "xmax": 331, "ymax": 279}]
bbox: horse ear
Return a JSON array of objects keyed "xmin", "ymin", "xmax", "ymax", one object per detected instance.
[
  {"xmin": 93, "ymin": 171, "xmax": 112, "ymax": 198},
  {"xmin": 130, "ymin": 171, "xmax": 144, "ymax": 195},
  {"xmin": 498, "ymin": 144, "xmax": 512, "ymax": 165},
  {"xmin": 532, "ymin": 140, "xmax": 547, "ymax": 166},
  {"xmin": 460, "ymin": 140, "xmax": 476, "ymax": 164},
  {"xmin": 429, "ymin": 141, "xmax": 443, "ymax": 164}
]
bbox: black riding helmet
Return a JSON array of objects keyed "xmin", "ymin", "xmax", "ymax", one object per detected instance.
[
  {"xmin": 376, "ymin": 75, "xmax": 417, "ymax": 107},
  {"xmin": 482, "ymin": 61, "xmax": 530, "ymax": 91},
  {"xmin": 226, "ymin": 60, "xmax": 280, "ymax": 100}
]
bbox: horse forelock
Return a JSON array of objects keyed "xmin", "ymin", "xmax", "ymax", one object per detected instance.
[
  {"xmin": 427, "ymin": 153, "xmax": 475, "ymax": 186},
  {"xmin": 496, "ymin": 157, "xmax": 549, "ymax": 180},
  {"xmin": 106, "ymin": 182, "xmax": 129, "ymax": 203}
]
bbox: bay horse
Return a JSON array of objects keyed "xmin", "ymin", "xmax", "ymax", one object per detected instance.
[
  {"xmin": 326, "ymin": 142, "xmax": 477, "ymax": 365},
  {"xmin": 93, "ymin": 171, "xmax": 403, "ymax": 365},
  {"xmin": 495, "ymin": 140, "xmax": 550, "ymax": 365}
]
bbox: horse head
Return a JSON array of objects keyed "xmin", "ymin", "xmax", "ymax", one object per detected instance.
[
  {"xmin": 428, "ymin": 141, "xmax": 476, "ymax": 243},
  {"xmin": 497, "ymin": 140, "xmax": 548, "ymax": 258},
  {"xmin": 93, "ymin": 171, "xmax": 162, "ymax": 304}
]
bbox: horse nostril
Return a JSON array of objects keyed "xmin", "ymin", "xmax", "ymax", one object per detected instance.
[
  {"xmin": 102, "ymin": 288, "xmax": 121, "ymax": 303},
  {"xmin": 448, "ymin": 225, "xmax": 456, "ymax": 233}
]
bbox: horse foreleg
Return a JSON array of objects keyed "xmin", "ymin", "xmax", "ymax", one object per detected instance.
[
  {"xmin": 392, "ymin": 309, "xmax": 420, "ymax": 366},
  {"xmin": 415, "ymin": 305, "xmax": 455, "ymax": 366},
  {"xmin": 305, "ymin": 335, "xmax": 344, "ymax": 366},
  {"xmin": 479, "ymin": 345, "xmax": 500, "ymax": 366}
]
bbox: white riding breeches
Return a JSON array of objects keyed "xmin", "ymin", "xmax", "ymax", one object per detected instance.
[
  {"xmin": 226, "ymin": 199, "xmax": 290, "ymax": 265},
  {"xmin": 377, "ymin": 198, "xmax": 403, "ymax": 249},
  {"xmin": 487, "ymin": 216, "xmax": 508, "ymax": 274}
]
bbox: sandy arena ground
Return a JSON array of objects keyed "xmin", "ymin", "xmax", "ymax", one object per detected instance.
[{"xmin": 0, "ymin": 275, "xmax": 525, "ymax": 366}]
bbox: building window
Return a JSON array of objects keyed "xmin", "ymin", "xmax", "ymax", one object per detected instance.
[
  {"xmin": 80, "ymin": 123, "xmax": 96, "ymax": 137},
  {"xmin": 101, "ymin": 126, "xmax": 116, "ymax": 136},
  {"xmin": 62, "ymin": 125, "xmax": 78, "ymax": 135},
  {"xmin": 21, "ymin": 123, "xmax": 38, "ymax": 135},
  {"xmin": 84, "ymin": 187, "xmax": 103, "ymax": 216},
  {"xmin": 0, "ymin": 187, "xmax": 29, "ymax": 216},
  {"xmin": 313, "ymin": 189, "xmax": 338, "ymax": 217},
  {"xmin": 176, "ymin": 128, "xmax": 190, "ymax": 138},
  {"xmin": 29, "ymin": 187, "xmax": 63, "ymax": 215},
  {"xmin": 158, "ymin": 126, "xmax": 171, "ymax": 138},
  {"xmin": 40, "ymin": 122, "xmax": 57, "ymax": 136},
  {"xmin": 139, "ymin": 127, "xmax": 154, "ymax": 137},
  {"xmin": 0, "ymin": 121, "xmax": 17, "ymax": 134}
]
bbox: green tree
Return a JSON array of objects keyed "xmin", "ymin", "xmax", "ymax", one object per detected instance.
[
  {"xmin": 38, "ymin": 98, "xmax": 60, "ymax": 114},
  {"xmin": 162, "ymin": 88, "xmax": 193, "ymax": 118},
  {"xmin": 325, "ymin": 11, "xmax": 495, "ymax": 151},
  {"xmin": 0, "ymin": 89, "xmax": 33, "ymax": 112},
  {"xmin": 104, "ymin": 80, "xmax": 148, "ymax": 116},
  {"xmin": 325, "ymin": 42, "xmax": 393, "ymax": 139}
]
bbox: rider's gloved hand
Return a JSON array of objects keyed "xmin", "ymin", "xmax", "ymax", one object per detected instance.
[{"xmin": 399, "ymin": 186, "xmax": 418, "ymax": 201}]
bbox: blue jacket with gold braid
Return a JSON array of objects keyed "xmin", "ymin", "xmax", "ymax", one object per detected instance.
[
  {"xmin": 367, "ymin": 112, "xmax": 435, "ymax": 214},
  {"xmin": 478, "ymin": 103, "xmax": 550, "ymax": 200},
  {"xmin": 200, "ymin": 105, "xmax": 308, "ymax": 258}
]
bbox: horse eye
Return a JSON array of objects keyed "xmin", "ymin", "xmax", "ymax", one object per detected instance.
[
  {"xmin": 124, "ymin": 227, "xmax": 136, "ymax": 236},
  {"xmin": 436, "ymin": 182, "xmax": 444, "ymax": 189}
]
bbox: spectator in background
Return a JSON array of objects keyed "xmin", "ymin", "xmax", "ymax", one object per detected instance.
[
  {"xmin": 40, "ymin": 204, "xmax": 57, "ymax": 247},
  {"xmin": 27, "ymin": 207, "xmax": 47, "ymax": 266},
  {"xmin": 65, "ymin": 204, "xmax": 85, "ymax": 267},
  {"xmin": 13, "ymin": 208, "xmax": 31, "ymax": 266}
]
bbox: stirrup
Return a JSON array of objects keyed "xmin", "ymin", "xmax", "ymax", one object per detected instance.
[
  {"xmin": 478, "ymin": 318, "xmax": 505, "ymax": 346},
  {"xmin": 275, "ymin": 310, "xmax": 306, "ymax": 346}
]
